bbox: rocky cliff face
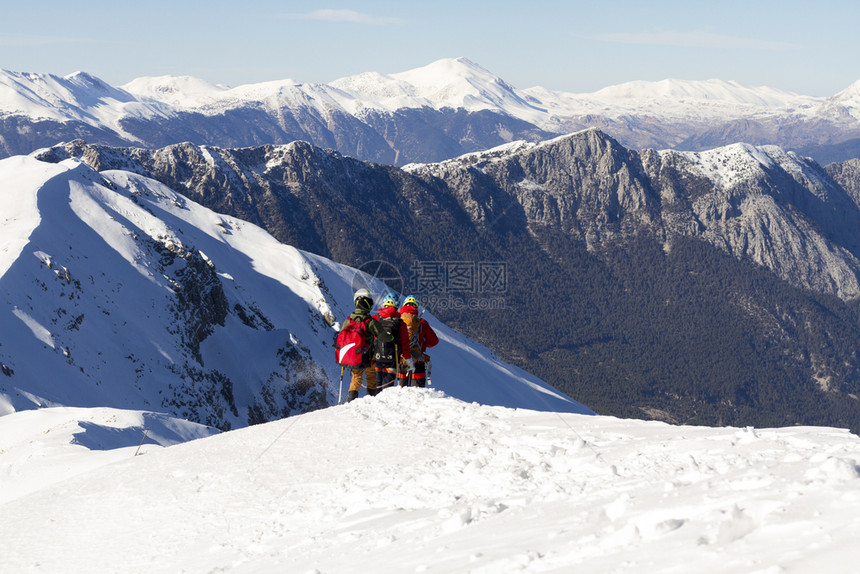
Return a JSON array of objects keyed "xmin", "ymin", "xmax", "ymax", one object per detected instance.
[
  {"xmin": 826, "ymin": 158, "xmax": 860, "ymax": 203},
  {"xmin": 406, "ymin": 131, "xmax": 860, "ymax": 301},
  {"xmin": 35, "ymin": 132, "xmax": 860, "ymax": 430},
  {"xmin": 417, "ymin": 132, "xmax": 661, "ymax": 244}
]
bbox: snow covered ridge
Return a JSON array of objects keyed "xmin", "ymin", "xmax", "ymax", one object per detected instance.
[
  {"xmin": 0, "ymin": 153, "xmax": 589, "ymax": 430},
  {"xmin": 113, "ymin": 58, "xmax": 852, "ymax": 123},
  {"xmin": 2, "ymin": 388, "xmax": 860, "ymax": 572},
  {"xmin": 0, "ymin": 57, "xmax": 855, "ymax": 132},
  {"xmin": 0, "ymin": 69, "xmax": 172, "ymax": 139}
]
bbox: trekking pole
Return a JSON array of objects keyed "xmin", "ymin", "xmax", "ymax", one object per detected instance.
[
  {"xmin": 134, "ymin": 427, "xmax": 149, "ymax": 456},
  {"xmin": 339, "ymin": 366, "xmax": 344, "ymax": 404},
  {"xmin": 426, "ymin": 355, "xmax": 432, "ymax": 386},
  {"xmin": 395, "ymin": 345, "xmax": 400, "ymax": 387}
]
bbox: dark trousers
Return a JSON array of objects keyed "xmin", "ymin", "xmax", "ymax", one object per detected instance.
[
  {"xmin": 375, "ymin": 366, "xmax": 398, "ymax": 390},
  {"xmin": 397, "ymin": 360, "xmax": 426, "ymax": 387}
]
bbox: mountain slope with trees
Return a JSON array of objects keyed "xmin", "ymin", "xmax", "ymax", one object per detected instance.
[{"xmin": 35, "ymin": 131, "xmax": 860, "ymax": 431}]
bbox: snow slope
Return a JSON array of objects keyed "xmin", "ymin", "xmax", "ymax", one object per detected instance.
[
  {"xmin": 0, "ymin": 406, "xmax": 217, "ymax": 505},
  {"xmin": 2, "ymin": 388, "xmax": 859, "ymax": 573}
]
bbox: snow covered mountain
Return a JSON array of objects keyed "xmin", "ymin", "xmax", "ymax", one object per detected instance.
[
  {"xmin": 2, "ymin": 58, "xmax": 860, "ymax": 165},
  {"xmin": 116, "ymin": 58, "xmax": 828, "ymax": 130},
  {"xmin": 3, "ymin": 388, "xmax": 860, "ymax": 572},
  {"xmin": 0, "ymin": 152, "xmax": 589, "ymax": 430},
  {"xmin": 34, "ymin": 132, "xmax": 860, "ymax": 431}
]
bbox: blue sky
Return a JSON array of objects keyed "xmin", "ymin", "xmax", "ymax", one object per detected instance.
[{"xmin": 0, "ymin": 0, "xmax": 856, "ymax": 96}]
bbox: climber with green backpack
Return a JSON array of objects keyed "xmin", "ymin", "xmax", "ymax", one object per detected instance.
[{"xmin": 372, "ymin": 292, "xmax": 412, "ymax": 392}]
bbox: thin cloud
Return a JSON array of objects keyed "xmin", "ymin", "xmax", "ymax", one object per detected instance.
[
  {"xmin": 0, "ymin": 34, "xmax": 87, "ymax": 47},
  {"xmin": 285, "ymin": 9, "xmax": 404, "ymax": 25},
  {"xmin": 593, "ymin": 30, "xmax": 798, "ymax": 51}
]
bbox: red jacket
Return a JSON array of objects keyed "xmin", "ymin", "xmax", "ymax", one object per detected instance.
[
  {"xmin": 398, "ymin": 305, "xmax": 439, "ymax": 353},
  {"xmin": 373, "ymin": 305, "xmax": 411, "ymax": 354}
]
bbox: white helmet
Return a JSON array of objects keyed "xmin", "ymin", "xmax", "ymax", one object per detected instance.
[{"xmin": 353, "ymin": 288, "xmax": 373, "ymax": 309}]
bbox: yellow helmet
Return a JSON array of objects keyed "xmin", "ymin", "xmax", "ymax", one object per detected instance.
[{"xmin": 403, "ymin": 295, "xmax": 418, "ymax": 307}]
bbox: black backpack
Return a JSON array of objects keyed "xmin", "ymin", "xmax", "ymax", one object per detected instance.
[{"xmin": 373, "ymin": 316, "xmax": 400, "ymax": 368}]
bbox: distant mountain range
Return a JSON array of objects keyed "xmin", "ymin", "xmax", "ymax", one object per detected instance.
[
  {"xmin": 34, "ymin": 132, "xmax": 860, "ymax": 432},
  {"xmin": 0, "ymin": 153, "xmax": 588, "ymax": 429},
  {"xmin": 3, "ymin": 58, "xmax": 860, "ymax": 165}
]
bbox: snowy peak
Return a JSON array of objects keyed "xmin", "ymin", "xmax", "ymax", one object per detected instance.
[
  {"xmin": 120, "ymin": 75, "xmax": 228, "ymax": 108},
  {"xmin": 219, "ymin": 79, "xmax": 349, "ymax": 116},
  {"xmin": 328, "ymin": 70, "xmax": 427, "ymax": 113},
  {"xmin": 831, "ymin": 79, "xmax": 860, "ymax": 103},
  {"xmin": 62, "ymin": 71, "xmax": 128, "ymax": 97},
  {"xmin": 390, "ymin": 57, "xmax": 532, "ymax": 110},
  {"xmin": 0, "ymin": 69, "xmax": 88, "ymax": 119},
  {"xmin": 672, "ymin": 141, "xmax": 842, "ymax": 205},
  {"xmin": 674, "ymin": 142, "xmax": 787, "ymax": 189},
  {"xmin": 331, "ymin": 57, "xmax": 546, "ymax": 119},
  {"xmin": 826, "ymin": 80, "xmax": 860, "ymax": 121},
  {"xmin": 0, "ymin": 154, "xmax": 340, "ymax": 427}
]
